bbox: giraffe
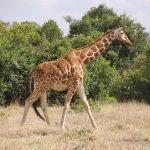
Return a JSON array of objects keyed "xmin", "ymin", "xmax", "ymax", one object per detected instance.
[{"xmin": 21, "ymin": 27, "xmax": 131, "ymax": 129}]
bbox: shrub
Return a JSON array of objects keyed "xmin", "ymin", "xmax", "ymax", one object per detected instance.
[{"xmin": 84, "ymin": 57, "xmax": 119, "ymax": 102}]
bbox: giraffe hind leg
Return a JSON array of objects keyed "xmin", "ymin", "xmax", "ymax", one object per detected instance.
[{"xmin": 20, "ymin": 91, "xmax": 41, "ymax": 126}]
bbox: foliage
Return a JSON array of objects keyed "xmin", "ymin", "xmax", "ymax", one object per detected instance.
[
  {"xmin": 0, "ymin": 4, "xmax": 150, "ymax": 106},
  {"xmin": 41, "ymin": 19, "xmax": 63, "ymax": 42},
  {"xmin": 67, "ymin": 5, "xmax": 118, "ymax": 36},
  {"xmin": 0, "ymin": 20, "xmax": 63, "ymax": 105},
  {"xmin": 113, "ymin": 47, "xmax": 150, "ymax": 103},
  {"xmin": 70, "ymin": 98, "xmax": 100, "ymax": 113},
  {"xmin": 84, "ymin": 57, "xmax": 118, "ymax": 102}
]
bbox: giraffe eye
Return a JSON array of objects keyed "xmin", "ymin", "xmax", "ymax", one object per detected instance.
[{"xmin": 121, "ymin": 32, "xmax": 124, "ymax": 35}]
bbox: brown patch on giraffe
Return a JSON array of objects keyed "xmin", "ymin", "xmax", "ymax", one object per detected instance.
[
  {"xmin": 91, "ymin": 46, "xmax": 98, "ymax": 52},
  {"xmin": 89, "ymin": 57, "xmax": 94, "ymax": 62},
  {"xmin": 71, "ymin": 67, "xmax": 76, "ymax": 74},
  {"xmin": 62, "ymin": 73, "xmax": 67, "ymax": 79},
  {"xmin": 36, "ymin": 66, "xmax": 45, "ymax": 75},
  {"xmin": 80, "ymin": 53, "xmax": 86, "ymax": 61},
  {"xmin": 61, "ymin": 59, "xmax": 71, "ymax": 72},
  {"xmin": 75, "ymin": 50, "xmax": 81, "ymax": 57},
  {"xmin": 51, "ymin": 77, "xmax": 55, "ymax": 82},
  {"xmin": 96, "ymin": 42, "xmax": 103, "ymax": 49},
  {"xmin": 40, "ymin": 84, "xmax": 45, "ymax": 91},
  {"xmin": 104, "ymin": 42, "xmax": 109, "ymax": 47},
  {"xmin": 39, "ymin": 77, "xmax": 45, "ymax": 83},
  {"xmin": 84, "ymin": 58, "xmax": 90, "ymax": 64},
  {"xmin": 44, "ymin": 84, "xmax": 49, "ymax": 90},
  {"xmin": 99, "ymin": 48, "xmax": 105, "ymax": 53},
  {"xmin": 51, "ymin": 65, "xmax": 59, "ymax": 77},
  {"xmin": 108, "ymin": 37, "xmax": 112, "ymax": 42},
  {"xmin": 53, "ymin": 64, "xmax": 59, "ymax": 72},
  {"xmin": 62, "ymin": 58, "xmax": 71, "ymax": 72},
  {"xmin": 73, "ymin": 72, "xmax": 81, "ymax": 81},
  {"xmin": 54, "ymin": 70, "xmax": 60, "ymax": 77},
  {"xmin": 46, "ymin": 78, "xmax": 51, "ymax": 83},
  {"xmin": 56, "ymin": 62, "xmax": 66, "ymax": 74},
  {"xmin": 87, "ymin": 50, "xmax": 94, "ymax": 57},
  {"xmin": 64, "ymin": 54, "xmax": 77, "ymax": 67},
  {"xmin": 107, "ymin": 34, "xmax": 111, "ymax": 38},
  {"xmin": 111, "ymin": 34, "xmax": 115, "ymax": 39},
  {"xmin": 94, "ymin": 51, "xmax": 100, "ymax": 57},
  {"xmin": 103, "ymin": 38, "xmax": 107, "ymax": 43},
  {"xmin": 58, "ymin": 76, "xmax": 62, "ymax": 81},
  {"xmin": 61, "ymin": 79, "xmax": 68, "ymax": 84},
  {"xmin": 55, "ymin": 75, "xmax": 60, "ymax": 81}
]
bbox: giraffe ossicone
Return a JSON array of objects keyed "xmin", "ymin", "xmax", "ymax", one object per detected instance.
[{"xmin": 21, "ymin": 27, "xmax": 131, "ymax": 128}]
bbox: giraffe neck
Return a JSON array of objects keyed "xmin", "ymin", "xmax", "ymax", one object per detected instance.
[{"xmin": 76, "ymin": 32, "xmax": 115, "ymax": 65}]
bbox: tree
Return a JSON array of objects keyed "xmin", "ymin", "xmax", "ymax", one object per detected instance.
[
  {"xmin": 112, "ymin": 46, "xmax": 150, "ymax": 103},
  {"xmin": 41, "ymin": 20, "xmax": 63, "ymax": 42},
  {"xmin": 65, "ymin": 5, "xmax": 149, "ymax": 100},
  {"xmin": 11, "ymin": 21, "xmax": 43, "ymax": 46},
  {"xmin": 84, "ymin": 57, "xmax": 119, "ymax": 102}
]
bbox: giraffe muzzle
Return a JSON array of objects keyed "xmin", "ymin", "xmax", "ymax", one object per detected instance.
[{"xmin": 125, "ymin": 37, "xmax": 132, "ymax": 46}]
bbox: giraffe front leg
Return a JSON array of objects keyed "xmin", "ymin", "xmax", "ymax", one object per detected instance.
[
  {"xmin": 21, "ymin": 100, "xmax": 30, "ymax": 126},
  {"xmin": 60, "ymin": 99, "xmax": 70, "ymax": 129},
  {"xmin": 77, "ymin": 81, "xmax": 97, "ymax": 128},
  {"xmin": 20, "ymin": 91, "xmax": 41, "ymax": 126},
  {"xmin": 60, "ymin": 81, "xmax": 79, "ymax": 129}
]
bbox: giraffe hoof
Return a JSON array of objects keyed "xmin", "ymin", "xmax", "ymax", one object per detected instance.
[{"xmin": 93, "ymin": 125, "xmax": 97, "ymax": 129}]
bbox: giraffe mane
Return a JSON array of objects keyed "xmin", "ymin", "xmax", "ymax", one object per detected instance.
[{"xmin": 75, "ymin": 27, "xmax": 118, "ymax": 50}]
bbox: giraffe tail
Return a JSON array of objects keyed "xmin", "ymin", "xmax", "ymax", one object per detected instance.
[
  {"xmin": 30, "ymin": 71, "xmax": 46, "ymax": 122},
  {"xmin": 32, "ymin": 102, "xmax": 45, "ymax": 122}
]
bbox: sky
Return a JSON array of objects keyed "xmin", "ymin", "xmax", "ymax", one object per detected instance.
[{"xmin": 0, "ymin": 0, "xmax": 150, "ymax": 35}]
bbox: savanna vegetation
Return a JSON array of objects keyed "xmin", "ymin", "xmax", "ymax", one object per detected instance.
[
  {"xmin": 0, "ymin": 102, "xmax": 150, "ymax": 150},
  {"xmin": 0, "ymin": 4, "xmax": 150, "ymax": 106}
]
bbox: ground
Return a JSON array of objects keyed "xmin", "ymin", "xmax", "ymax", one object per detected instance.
[{"xmin": 0, "ymin": 102, "xmax": 150, "ymax": 150}]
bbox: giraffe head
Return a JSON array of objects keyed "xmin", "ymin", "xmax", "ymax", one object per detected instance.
[{"xmin": 113, "ymin": 27, "xmax": 131, "ymax": 45}]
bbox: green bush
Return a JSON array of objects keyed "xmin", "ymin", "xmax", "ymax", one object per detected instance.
[
  {"xmin": 113, "ymin": 49, "xmax": 150, "ymax": 103},
  {"xmin": 70, "ymin": 98, "xmax": 100, "ymax": 113},
  {"xmin": 84, "ymin": 57, "xmax": 119, "ymax": 102}
]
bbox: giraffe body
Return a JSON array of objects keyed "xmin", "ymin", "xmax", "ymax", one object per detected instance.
[
  {"xmin": 31, "ymin": 52, "xmax": 83, "ymax": 92},
  {"xmin": 21, "ymin": 27, "xmax": 131, "ymax": 128}
]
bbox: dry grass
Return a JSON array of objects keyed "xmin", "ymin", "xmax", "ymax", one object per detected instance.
[{"xmin": 0, "ymin": 102, "xmax": 150, "ymax": 150}]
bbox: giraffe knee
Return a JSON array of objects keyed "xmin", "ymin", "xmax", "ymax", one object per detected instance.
[
  {"xmin": 83, "ymin": 100, "xmax": 90, "ymax": 110},
  {"xmin": 84, "ymin": 105, "xmax": 90, "ymax": 111},
  {"xmin": 25, "ymin": 100, "xmax": 32, "ymax": 108}
]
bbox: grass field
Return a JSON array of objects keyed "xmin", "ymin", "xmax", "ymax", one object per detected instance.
[{"xmin": 0, "ymin": 102, "xmax": 150, "ymax": 150}]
